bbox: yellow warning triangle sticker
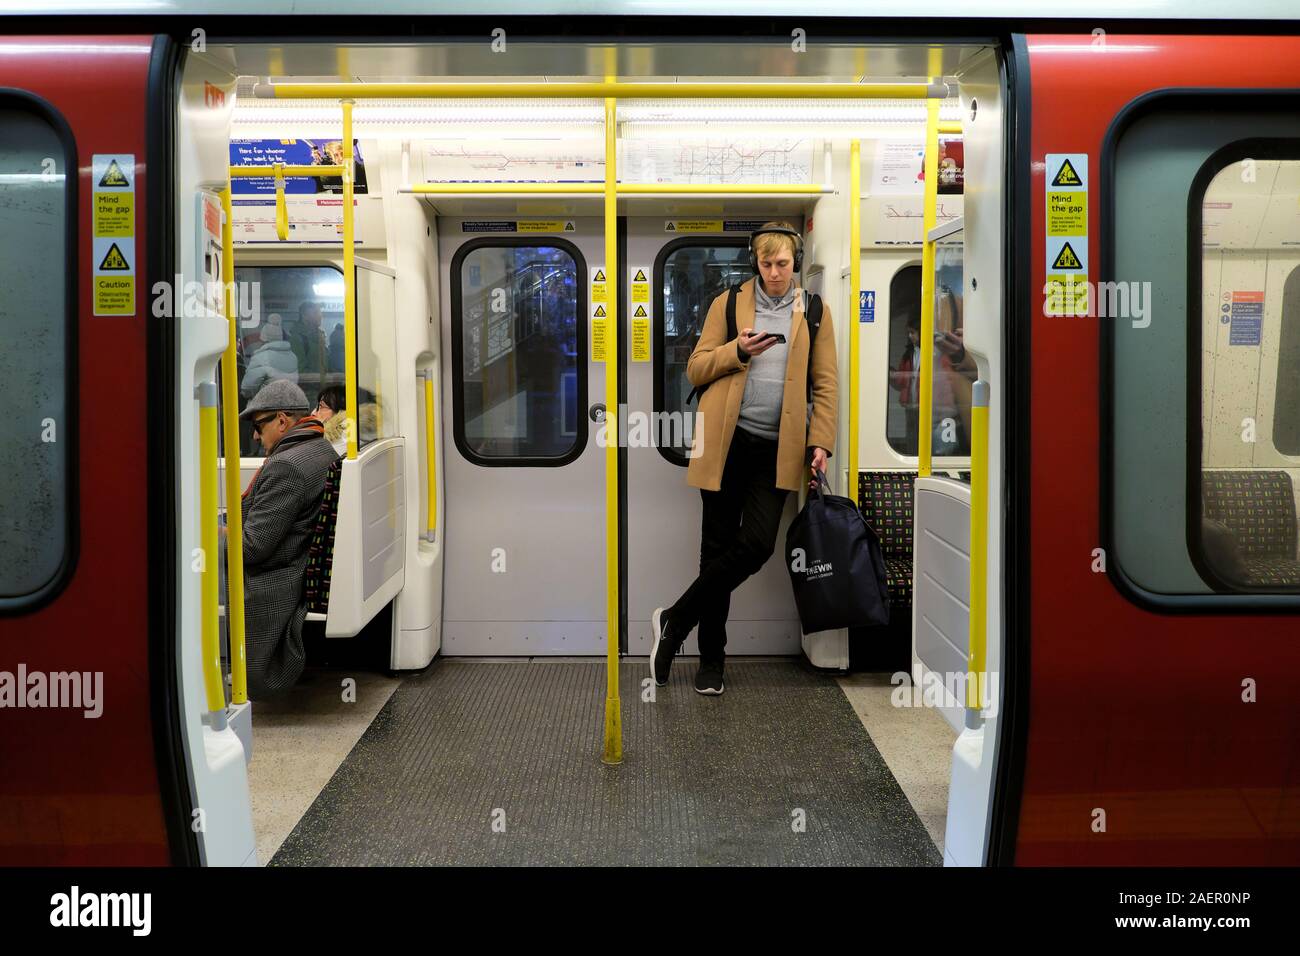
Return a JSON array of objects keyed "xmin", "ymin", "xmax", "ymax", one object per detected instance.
[
  {"xmin": 1051, "ymin": 241, "xmax": 1082, "ymax": 270},
  {"xmin": 593, "ymin": 304, "xmax": 607, "ymax": 317},
  {"xmin": 1051, "ymin": 158, "xmax": 1082, "ymax": 187},
  {"xmin": 634, "ymin": 304, "xmax": 648, "ymax": 317},
  {"xmin": 98, "ymin": 242, "xmax": 131, "ymax": 271},
  {"xmin": 665, "ymin": 222, "xmax": 676, "ymax": 231},
  {"xmin": 593, "ymin": 269, "xmax": 605, "ymax": 282},
  {"xmin": 99, "ymin": 159, "xmax": 130, "ymax": 188},
  {"xmin": 564, "ymin": 221, "xmax": 575, "ymax": 231},
  {"xmin": 633, "ymin": 268, "xmax": 647, "ymax": 282}
]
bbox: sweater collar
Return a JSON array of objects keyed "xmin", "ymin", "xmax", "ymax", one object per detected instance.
[{"xmin": 754, "ymin": 279, "xmax": 796, "ymax": 309}]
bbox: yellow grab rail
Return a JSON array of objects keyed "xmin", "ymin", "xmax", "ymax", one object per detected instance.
[
  {"xmin": 255, "ymin": 81, "xmax": 949, "ymax": 100},
  {"xmin": 966, "ymin": 381, "xmax": 989, "ymax": 713},
  {"xmin": 342, "ymin": 100, "xmax": 359, "ymax": 460},
  {"xmin": 220, "ymin": 188, "xmax": 248, "ymax": 705},
  {"xmin": 400, "ymin": 183, "xmax": 830, "ymax": 195},
  {"xmin": 273, "ymin": 164, "xmax": 289, "ymax": 241},
  {"xmin": 228, "ymin": 164, "xmax": 346, "ymax": 177},
  {"xmin": 848, "ymin": 139, "xmax": 861, "ymax": 487},
  {"xmin": 601, "ymin": 93, "xmax": 622, "ymax": 766},
  {"xmin": 917, "ymin": 96, "xmax": 941, "ymax": 478},
  {"xmin": 423, "ymin": 370, "xmax": 437, "ymax": 543},
  {"xmin": 198, "ymin": 383, "xmax": 226, "ymax": 718}
]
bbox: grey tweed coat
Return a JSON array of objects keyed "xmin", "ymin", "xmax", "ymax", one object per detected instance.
[{"xmin": 239, "ymin": 422, "xmax": 340, "ymax": 698}]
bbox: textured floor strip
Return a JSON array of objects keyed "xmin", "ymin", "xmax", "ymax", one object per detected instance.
[{"xmin": 271, "ymin": 659, "xmax": 942, "ymax": 866}]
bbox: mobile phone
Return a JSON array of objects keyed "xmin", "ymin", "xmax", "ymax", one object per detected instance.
[{"xmin": 753, "ymin": 331, "xmax": 786, "ymax": 344}]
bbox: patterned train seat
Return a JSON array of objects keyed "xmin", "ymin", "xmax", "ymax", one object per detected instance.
[
  {"xmin": 304, "ymin": 456, "xmax": 344, "ymax": 614},
  {"xmin": 858, "ymin": 471, "xmax": 917, "ymax": 606}
]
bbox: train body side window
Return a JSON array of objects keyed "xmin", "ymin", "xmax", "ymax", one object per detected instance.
[
  {"xmin": 1194, "ymin": 151, "xmax": 1300, "ymax": 592},
  {"xmin": 0, "ymin": 99, "xmax": 73, "ymax": 607},
  {"xmin": 1105, "ymin": 94, "xmax": 1300, "ymax": 604},
  {"xmin": 654, "ymin": 240, "xmax": 748, "ymax": 465},
  {"xmin": 451, "ymin": 239, "xmax": 585, "ymax": 465}
]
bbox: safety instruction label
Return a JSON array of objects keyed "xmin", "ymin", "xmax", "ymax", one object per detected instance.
[
  {"xmin": 632, "ymin": 305, "xmax": 650, "ymax": 362},
  {"xmin": 461, "ymin": 220, "xmax": 576, "ymax": 233},
  {"xmin": 92, "ymin": 154, "xmax": 135, "ymax": 315},
  {"xmin": 591, "ymin": 309, "xmax": 608, "ymax": 363},
  {"xmin": 1228, "ymin": 291, "xmax": 1264, "ymax": 346},
  {"xmin": 1045, "ymin": 153, "xmax": 1088, "ymax": 316},
  {"xmin": 591, "ymin": 267, "xmax": 608, "ymax": 304},
  {"xmin": 630, "ymin": 267, "xmax": 650, "ymax": 304}
]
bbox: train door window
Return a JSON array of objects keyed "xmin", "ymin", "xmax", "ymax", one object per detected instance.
[
  {"xmin": 1105, "ymin": 92, "xmax": 1300, "ymax": 603},
  {"xmin": 0, "ymin": 97, "xmax": 73, "ymax": 607},
  {"xmin": 885, "ymin": 265, "xmax": 922, "ymax": 455},
  {"xmin": 450, "ymin": 239, "xmax": 585, "ymax": 464},
  {"xmin": 654, "ymin": 239, "xmax": 749, "ymax": 464}
]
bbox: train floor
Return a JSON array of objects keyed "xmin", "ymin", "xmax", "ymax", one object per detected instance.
[{"xmin": 248, "ymin": 658, "xmax": 955, "ymax": 866}]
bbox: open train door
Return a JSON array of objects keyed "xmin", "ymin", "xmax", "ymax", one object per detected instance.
[
  {"xmin": 0, "ymin": 35, "xmax": 197, "ymax": 864},
  {"xmin": 1011, "ymin": 33, "xmax": 1300, "ymax": 865}
]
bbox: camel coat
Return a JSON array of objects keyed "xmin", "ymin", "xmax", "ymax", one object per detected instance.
[{"xmin": 685, "ymin": 276, "xmax": 838, "ymax": 492}]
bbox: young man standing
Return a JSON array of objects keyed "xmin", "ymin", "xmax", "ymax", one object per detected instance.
[{"xmin": 650, "ymin": 223, "xmax": 839, "ymax": 695}]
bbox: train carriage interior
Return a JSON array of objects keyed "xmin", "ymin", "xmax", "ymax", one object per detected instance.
[{"xmin": 177, "ymin": 36, "xmax": 1010, "ymax": 866}]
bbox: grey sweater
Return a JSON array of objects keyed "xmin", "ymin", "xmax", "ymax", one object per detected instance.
[{"xmin": 737, "ymin": 279, "xmax": 796, "ymax": 440}]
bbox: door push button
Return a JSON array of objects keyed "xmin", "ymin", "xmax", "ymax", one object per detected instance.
[{"xmin": 589, "ymin": 403, "xmax": 606, "ymax": 423}]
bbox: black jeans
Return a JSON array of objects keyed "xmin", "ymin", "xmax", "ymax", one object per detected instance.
[{"xmin": 666, "ymin": 427, "xmax": 789, "ymax": 663}]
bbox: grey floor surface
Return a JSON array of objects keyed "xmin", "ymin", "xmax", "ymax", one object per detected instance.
[{"xmin": 271, "ymin": 659, "xmax": 942, "ymax": 866}]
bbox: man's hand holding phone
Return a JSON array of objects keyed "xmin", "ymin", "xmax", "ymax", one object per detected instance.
[{"xmin": 738, "ymin": 328, "xmax": 782, "ymax": 357}]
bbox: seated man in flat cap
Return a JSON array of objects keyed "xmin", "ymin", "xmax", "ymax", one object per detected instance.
[{"xmin": 236, "ymin": 380, "xmax": 340, "ymax": 698}]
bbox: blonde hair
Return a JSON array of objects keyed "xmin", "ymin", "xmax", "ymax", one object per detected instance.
[{"xmin": 753, "ymin": 221, "xmax": 799, "ymax": 261}]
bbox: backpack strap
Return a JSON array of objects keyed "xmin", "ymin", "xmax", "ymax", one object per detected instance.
[
  {"xmin": 804, "ymin": 290, "xmax": 822, "ymax": 403},
  {"xmin": 686, "ymin": 282, "xmax": 743, "ymax": 405}
]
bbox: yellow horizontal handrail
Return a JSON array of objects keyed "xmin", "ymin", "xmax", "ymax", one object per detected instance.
[
  {"xmin": 401, "ymin": 183, "xmax": 831, "ymax": 196},
  {"xmin": 937, "ymin": 122, "xmax": 962, "ymax": 134},
  {"xmin": 257, "ymin": 81, "xmax": 949, "ymax": 100},
  {"xmin": 229, "ymin": 164, "xmax": 346, "ymax": 177}
]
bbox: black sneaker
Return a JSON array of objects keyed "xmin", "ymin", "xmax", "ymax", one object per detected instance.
[
  {"xmin": 695, "ymin": 660, "xmax": 725, "ymax": 696},
  {"xmin": 650, "ymin": 607, "xmax": 682, "ymax": 686}
]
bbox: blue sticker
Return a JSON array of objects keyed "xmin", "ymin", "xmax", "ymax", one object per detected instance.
[{"xmin": 859, "ymin": 289, "xmax": 875, "ymax": 323}]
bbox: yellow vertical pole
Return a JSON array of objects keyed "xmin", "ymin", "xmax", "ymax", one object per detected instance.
[
  {"xmin": 199, "ymin": 384, "xmax": 226, "ymax": 716},
  {"xmin": 966, "ymin": 382, "xmax": 989, "ymax": 713},
  {"xmin": 220, "ymin": 188, "xmax": 248, "ymax": 705},
  {"xmin": 342, "ymin": 100, "xmax": 358, "ymax": 460},
  {"xmin": 424, "ymin": 372, "xmax": 437, "ymax": 542},
  {"xmin": 917, "ymin": 87, "xmax": 941, "ymax": 478},
  {"xmin": 601, "ymin": 87, "xmax": 623, "ymax": 765},
  {"xmin": 848, "ymin": 139, "xmax": 861, "ymax": 487}
]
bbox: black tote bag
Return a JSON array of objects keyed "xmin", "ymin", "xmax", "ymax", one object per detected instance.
[{"xmin": 785, "ymin": 470, "xmax": 890, "ymax": 633}]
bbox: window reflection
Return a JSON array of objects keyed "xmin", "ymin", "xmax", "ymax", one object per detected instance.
[{"xmin": 456, "ymin": 244, "xmax": 581, "ymax": 460}]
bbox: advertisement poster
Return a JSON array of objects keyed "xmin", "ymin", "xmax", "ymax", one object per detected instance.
[
  {"xmin": 870, "ymin": 137, "xmax": 963, "ymax": 195},
  {"xmin": 229, "ymin": 138, "xmax": 368, "ymax": 194}
]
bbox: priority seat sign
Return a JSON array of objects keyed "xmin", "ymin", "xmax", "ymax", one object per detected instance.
[{"xmin": 92, "ymin": 154, "xmax": 135, "ymax": 316}]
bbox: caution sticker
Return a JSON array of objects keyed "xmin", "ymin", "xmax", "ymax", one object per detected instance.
[
  {"xmin": 591, "ymin": 266, "xmax": 608, "ymax": 304},
  {"xmin": 631, "ymin": 307, "xmax": 650, "ymax": 362},
  {"xmin": 631, "ymin": 266, "xmax": 650, "ymax": 304},
  {"xmin": 517, "ymin": 219, "xmax": 576, "ymax": 233},
  {"xmin": 591, "ymin": 314, "xmax": 608, "ymax": 363},
  {"xmin": 93, "ymin": 236, "xmax": 135, "ymax": 316},
  {"xmin": 665, "ymin": 219, "xmax": 723, "ymax": 233},
  {"xmin": 92, "ymin": 155, "xmax": 136, "ymax": 315},
  {"xmin": 1045, "ymin": 153, "xmax": 1088, "ymax": 317}
]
